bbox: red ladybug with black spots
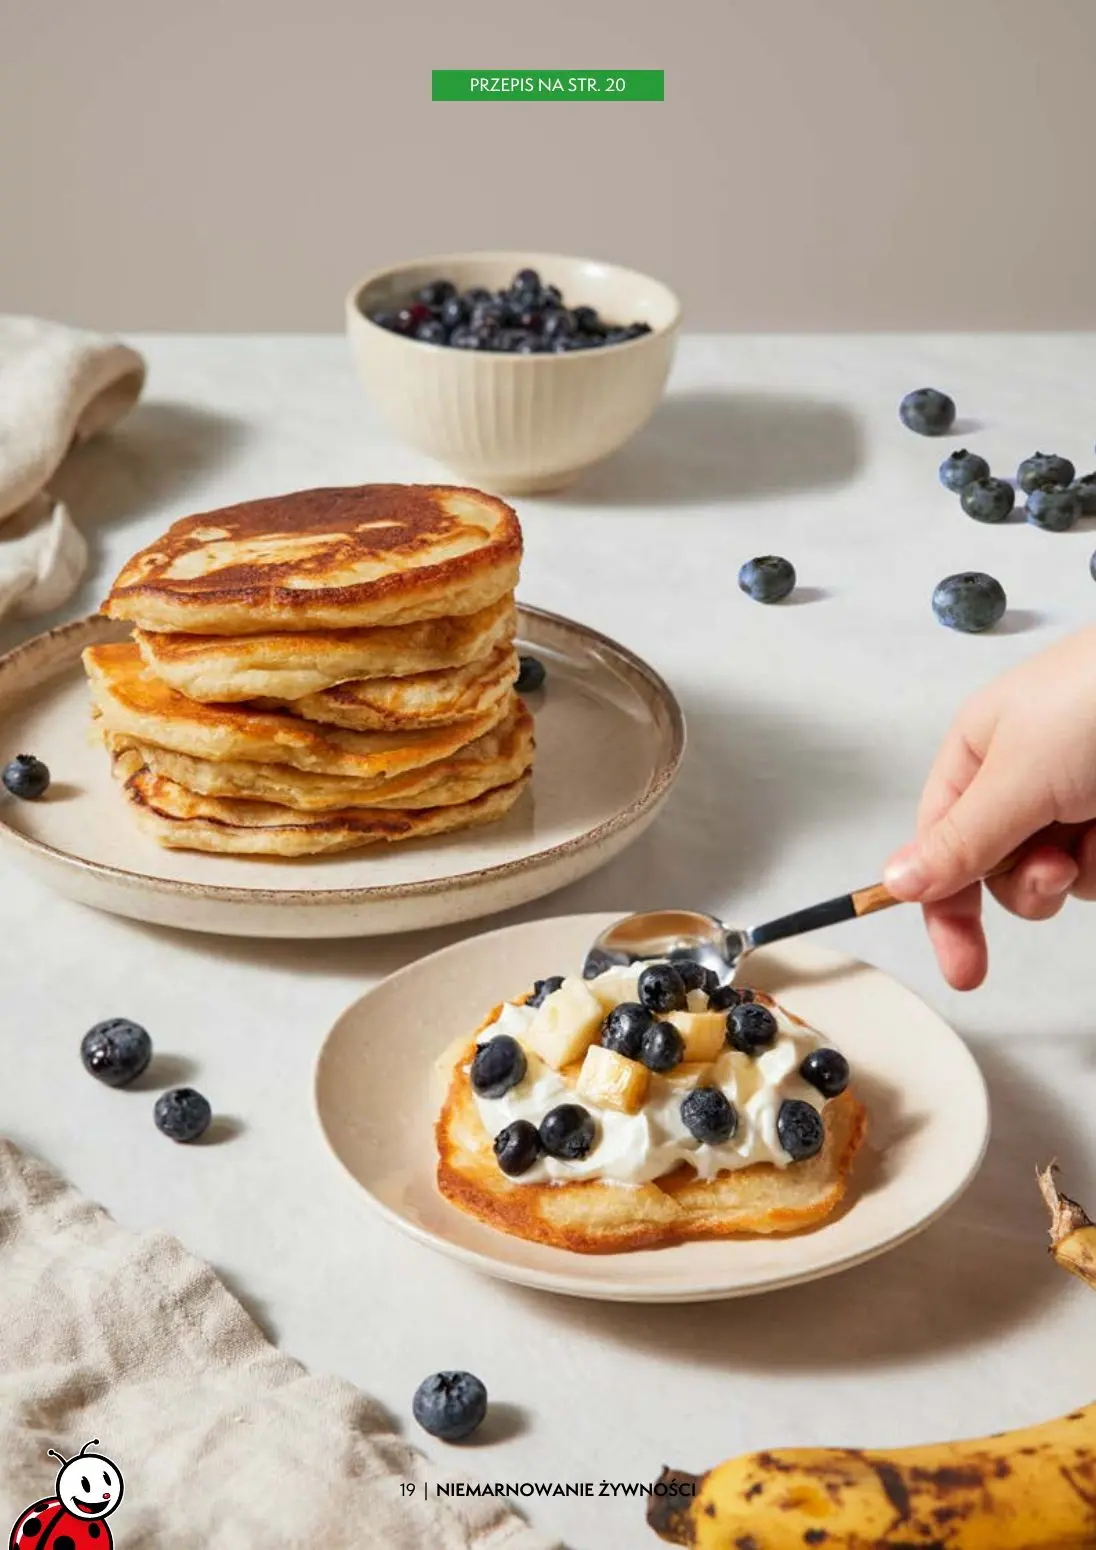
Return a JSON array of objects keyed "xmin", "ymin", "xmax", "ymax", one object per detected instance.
[{"xmin": 8, "ymin": 1440, "xmax": 123, "ymax": 1550}]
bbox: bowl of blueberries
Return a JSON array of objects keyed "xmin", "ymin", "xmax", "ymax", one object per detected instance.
[{"xmin": 346, "ymin": 251, "xmax": 680, "ymax": 494}]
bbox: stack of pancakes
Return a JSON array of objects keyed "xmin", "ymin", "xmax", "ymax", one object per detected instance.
[{"xmin": 82, "ymin": 484, "xmax": 534, "ymax": 856}]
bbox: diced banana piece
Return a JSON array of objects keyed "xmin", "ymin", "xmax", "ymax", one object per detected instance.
[
  {"xmin": 667, "ymin": 1011, "xmax": 727, "ymax": 1063},
  {"xmin": 660, "ymin": 1061, "xmax": 713, "ymax": 1093},
  {"xmin": 587, "ymin": 969, "xmax": 641, "ymax": 1011},
  {"xmin": 686, "ymin": 988, "xmax": 710, "ymax": 1013},
  {"xmin": 576, "ymin": 1044, "xmax": 649, "ymax": 1114},
  {"xmin": 526, "ymin": 976, "xmax": 606, "ymax": 1069}
]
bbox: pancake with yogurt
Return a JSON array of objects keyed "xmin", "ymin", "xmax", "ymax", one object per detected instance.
[
  {"xmin": 103, "ymin": 484, "xmax": 522, "ymax": 635},
  {"xmin": 111, "ymin": 747, "xmax": 531, "ymax": 857},
  {"xmin": 133, "ymin": 595, "xmax": 517, "ymax": 703},
  {"xmin": 436, "ymin": 964, "xmax": 866, "ymax": 1253},
  {"xmin": 101, "ymin": 699, "xmax": 535, "ymax": 812},
  {"xmin": 85, "ymin": 640, "xmax": 514, "ymax": 779}
]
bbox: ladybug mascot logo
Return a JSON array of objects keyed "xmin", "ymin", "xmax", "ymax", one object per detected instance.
[{"xmin": 9, "ymin": 1440, "xmax": 123, "ymax": 1550}]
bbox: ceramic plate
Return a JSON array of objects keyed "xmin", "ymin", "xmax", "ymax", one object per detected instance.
[
  {"xmin": 315, "ymin": 912, "xmax": 989, "ymax": 1302},
  {"xmin": 0, "ymin": 611, "xmax": 683, "ymax": 938}
]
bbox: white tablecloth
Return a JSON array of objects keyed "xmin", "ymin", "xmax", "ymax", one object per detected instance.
[{"xmin": 2, "ymin": 333, "xmax": 1094, "ymax": 1549}]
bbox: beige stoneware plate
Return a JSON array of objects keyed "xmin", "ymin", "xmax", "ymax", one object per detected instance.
[
  {"xmin": 0, "ymin": 609, "xmax": 683, "ymax": 938},
  {"xmin": 315, "ymin": 913, "xmax": 989, "ymax": 1303}
]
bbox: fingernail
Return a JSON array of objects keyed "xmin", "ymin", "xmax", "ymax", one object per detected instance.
[{"xmin": 884, "ymin": 846, "xmax": 930, "ymax": 899}]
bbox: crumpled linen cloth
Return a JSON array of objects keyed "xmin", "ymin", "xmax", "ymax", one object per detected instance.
[
  {"xmin": 0, "ymin": 1141, "xmax": 554, "ymax": 1550},
  {"xmin": 0, "ymin": 316, "xmax": 145, "ymax": 622}
]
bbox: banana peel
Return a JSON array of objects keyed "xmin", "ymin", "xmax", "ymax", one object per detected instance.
[{"xmin": 649, "ymin": 1166, "xmax": 1096, "ymax": 1548}]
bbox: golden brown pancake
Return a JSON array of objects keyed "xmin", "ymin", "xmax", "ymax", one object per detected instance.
[
  {"xmin": 132, "ymin": 595, "xmax": 517, "ymax": 703},
  {"xmin": 101, "ymin": 700, "xmax": 535, "ymax": 811},
  {"xmin": 436, "ymin": 998, "xmax": 866, "ymax": 1254},
  {"xmin": 111, "ymin": 748, "xmax": 530, "ymax": 857},
  {"xmin": 85, "ymin": 640, "xmax": 513, "ymax": 779},
  {"xmin": 102, "ymin": 484, "xmax": 522, "ymax": 635},
  {"xmin": 258, "ymin": 645, "xmax": 518, "ymax": 732}
]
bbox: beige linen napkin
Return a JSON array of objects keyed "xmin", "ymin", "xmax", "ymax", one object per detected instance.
[
  {"xmin": 0, "ymin": 1141, "xmax": 555, "ymax": 1550},
  {"xmin": 0, "ymin": 317, "xmax": 145, "ymax": 621}
]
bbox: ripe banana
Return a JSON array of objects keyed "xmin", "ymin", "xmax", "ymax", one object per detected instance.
[{"xmin": 649, "ymin": 1167, "xmax": 1096, "ymax": 1549}]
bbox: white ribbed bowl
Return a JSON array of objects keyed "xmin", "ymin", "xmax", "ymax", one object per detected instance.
[{"xmin": 345, "ymin": 251, "xmax": 680, "ymax": 494}]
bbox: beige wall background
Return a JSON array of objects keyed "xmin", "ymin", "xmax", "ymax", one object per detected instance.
[{"xmin": 3, "ymin": 0, "xmax": 1096, "ymax": 333}]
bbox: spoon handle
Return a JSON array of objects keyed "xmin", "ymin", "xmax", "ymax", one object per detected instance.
[{"xmin": 747, "ymin": 824, "xmax": 1089, "ymax": 951}]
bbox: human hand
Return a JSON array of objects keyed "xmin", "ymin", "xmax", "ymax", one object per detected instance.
[{"xmin": 883, "ymin": 624, "xmax": 1096, "ymax": 989}]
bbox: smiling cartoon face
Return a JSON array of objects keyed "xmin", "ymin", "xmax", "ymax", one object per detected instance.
[{"xmin": 56, "ymin": 1454, "xmax": 123, "ymax": 1519}]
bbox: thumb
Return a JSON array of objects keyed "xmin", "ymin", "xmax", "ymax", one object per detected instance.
[{"xmin": 885, "ymin": 753, "xmax": 1050, "ymax": 903}]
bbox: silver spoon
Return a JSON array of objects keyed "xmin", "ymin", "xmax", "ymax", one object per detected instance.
[{"xmin": 585, "ymin": 826, "xmax": 1088, "ymax": 983}]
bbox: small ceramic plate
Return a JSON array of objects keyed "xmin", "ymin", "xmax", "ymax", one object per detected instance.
[
  {"xmin": 315, "ymin": 913, "xmax": 989, "ymax": 1303},
  {"xmin": 0, "ymin": 610, "xmax": 683, "ymax": 939}
]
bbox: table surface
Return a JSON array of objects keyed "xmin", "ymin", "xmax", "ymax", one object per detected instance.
[{"xmin": 4, "ymin": 333, "xmax": 1096, "ymax": 1549}]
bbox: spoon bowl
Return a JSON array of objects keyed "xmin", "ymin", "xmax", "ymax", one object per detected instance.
[{"xmin": 587, "ymin": 909, "xmax": 748, "ymax": 983}]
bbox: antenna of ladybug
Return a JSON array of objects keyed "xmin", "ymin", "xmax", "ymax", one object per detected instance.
[
  {"xmin": 79, "ymin": 1440, "xmax": 101, "ymax": 1456},
  {"xmin": 47, "ymin": 1450, "xmax": 69, "ymax": 1467}
]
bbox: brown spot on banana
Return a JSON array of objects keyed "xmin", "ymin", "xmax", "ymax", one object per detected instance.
[{"xmin": 647, "ymin": 1468, "xmax": 703, "ymax": 1543}]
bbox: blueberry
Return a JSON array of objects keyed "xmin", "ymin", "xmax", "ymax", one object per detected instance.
[
  {"xmin": 415, "ymin": 319, "xmax": 447, "ymax": 346},
  {"xmin": 600, "ymin": 1002, "xmax": 653, "ymax": 1059},
  {"xmin": 464, "ymin": 287, "xmax": 492, "ymax": 308},
  {"xmin": 412, "ymin": 1371, "xmax": 488, "ymax": 1442},
  {"xmin": 959, "ymin": 477, "xmax": 1015, "ymax": 524},
  {"xmin": 738, "ymin": 555, "xmax": 796, "ymax": 604},
  {"xmin": 799, "ymin": 1047, "xmax": 850, "ymax": 1098},
  {"xmin": 1074, "ymin": 474, "xmax": 1096, "ymax": 517},
  {"xmin": 493, "ymin": 1119, "xmax": 541, "ymax": 1177},
  {"xmin": 932, "ymin": 571, "xmax": 1007, "ymax": 633},
  {"xmin": 1027, "ymin": 483, "xmax": 1081, "ymax": 533},
  {"xmin": 726, "ymin": 1002, "xmax": 778, "ymax": 1055},
  {"xmin": 668, "ymin": 957, "xmax": 719, "ymax": 996},
  {"xmin": 777, "ymin": 1098, "xmax": 825, "ymax": 1161},
  {"xmin": 573, "ymin": 305, "xmax": 600, "ymax": 334},
  {"xmin": 2, "ymin": 754, "xmax": 50, "ymax": 800},
  {"xmin": 512, "ymin": 267, "xmax": 541, "ymax": 292},
  {"xmin": 515, "ymin": 336, "xmax": 544, "ymax": 354},
  {"xmin": 680, "ymin": 1087, "xmax": 738, "ymax": 1145},
  {"xmin": 80, "ymin": 1018, "xmax": 152, "ymax": 1088},
  {"xmin": 1017, "ymin": 451, "xmax": 1075, "ymax": 494},
  {"xmin": 542, "ymin": 309, "xmax": 574, "ymax": 339},
  {"xmin": 514, "ymin": 654, "xmax": 546, "ymax": 694},
  {"xmin": 539, "ymin": 1103, "xmax": 597, "ymax": 1160},
  {"xmin": 625, "ymin": 322, "xmax": 652, "ymax": 339},
  {"xmin": 370, "ymin": 310, "xmax": 400, "ymax": 331},
  {"xmin": 637, "ymin": 963, "xmax": 688, "ymax": 1015},
  {"xmin": 417, "ymin": 279, "xmax": 456, "ymax": 308},
  {"xmin": 440, "ymin": 295, "xmax": 468, "ymax": 328},
  {"xmin": 708, "ymin": 984, "xmax": 754, "ymax": 1012},
  {"xmin": 448, "ymin": 328, "xmax": 482, "ymax": 350},
  {"xmin": 939, "ymin": 449, "xmax": 990, "ymax": 492},
  {"xmin": 640, "ymin": 1020, "xmax": 685, "ymax": 1073},
  {"xmin": 527, "ymin": 975, "xmax": 564, "ymax": 1008},
  {"xmin": 582, "ymin": 948, "xmax": 628, "ymax": 980},
  {"xmin": 898, "ymin": 388, "xmax": 956, "ymax": 436},
  {"xmin": 543, "ymin": 284, "xmax": 562, "ymax": 306},
  {"xmin": 153, "ymin": 1087, "xmax": 212, "ymax": 1143},
  {"xmin": 470, "ymin": 1034, "xmax": 527, "ymax": 1099}
]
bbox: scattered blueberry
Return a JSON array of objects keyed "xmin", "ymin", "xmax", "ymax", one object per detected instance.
[
  {"xmin": 515, "ymin": 654, "xmax": 546, "ymax": 694},
  {"xmin": 1017, "ymin": 451, "xmax": 1075, "ymax": 494},
  {"xmin": 539, "ymin": 1103, "xmax": 597, "ymax": 1160},
  {"xmin": 153, "ymin": 1087, "xmax": 212, "ymax": 1143},
  {"xmin": 899, "ymin": 388, "xmax": 956, "ymax": 436},
  {"xmin": 799, "ymin": 1048, "xmax": 850, "ymax": 1099},
  {"xmin": 939, "ymin": 449, "xmax": 990, "ymax": 492},
  {"xmin": 959, "ymin": 477, "xmax": 1015, "ymax": 524},
  {"xmin": 738, "ymin": 555, "xmax": 796, "ymax": 604},
  {"xmin": 708, "ymin": 984, "xmax": 755, "ymax": 1012},
  {"xmin": 637, "ymin": 963, "xmax": 688, "ymax": 1015},
  {"xmin": 1027, "ymin": 483, "xmax": 1081, "ymax": 532},
  {"xmin": 640, "ymin": 1020, "xmax": 685, "ymax": 1073},
  {"xmin": 582, "ymin": 949, "xmax": 628, "ymax": 980},
  {"xmin": 527, "ymin": 975, "xmax": 564, "ymax": 1008},
  {"xmin": 668, "ymin": 957, "xmax": 719, "ymax": 996},
  {"xmin": 80, "ymin": 1018, "xmax": 152, "ymax": 1088},
  {"xmin": 680, "ymin": 1087, "xmax": 738, "ymax": 1145},
  {"xmin": 932, "ymin": 571, "xmax": 1007, "ymax": 633},
  {"xmin": 493, "ymin": 1119, "xmax": 542, "ymax": 1177},
  {"xmin": 776, "ymin": 1098, "xmax": 825, "ymax": 1161},
  {"xmin": 470, "ymin": 1035, "xmax": 527, "ymax": 1099},
  {"xmin": 1089, "ymin": 550, "xmax": 1096, "ymax": 583},
  {"xmin": 726, "ymin": 1002, "xmax": 778, "ymax": 1055},
  {"xmin": 1074, "ymin": 474, "xmax": 1096, "ymax": 517},
  {"xmin": 412, "ymin": 1371, "xmax": 488, "ymax": 1442},
  {"xmin": 367, "ymin": 270, "xmax": 649, "ymax": 353},
  {"xmin": 600, "ymin": 1001, "xmax": 653, "ymax": 1059},
  {"xmin": 2, "ymin": 754, "xmax": 50, "ymax": 801}
]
